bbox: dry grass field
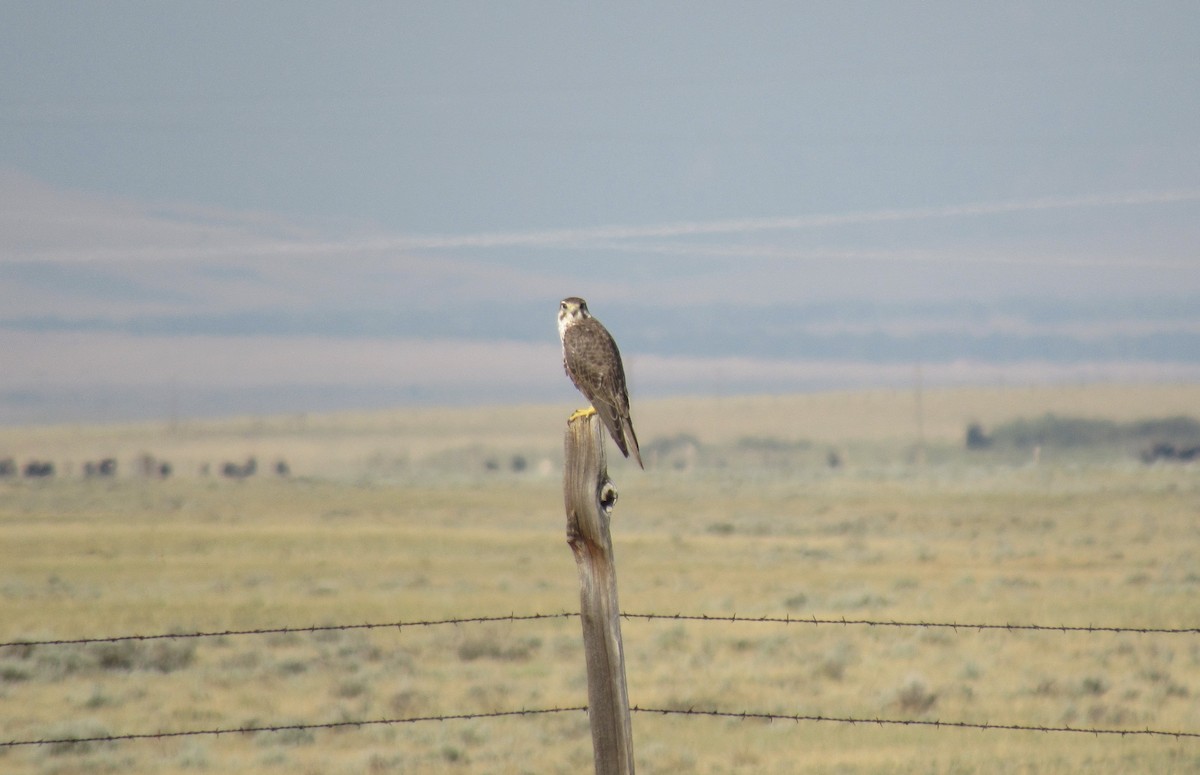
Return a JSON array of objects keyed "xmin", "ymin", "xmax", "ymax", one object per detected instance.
[{"xmin": 2, "ymin": 384, "xmax": 1199, "ymax": 773}]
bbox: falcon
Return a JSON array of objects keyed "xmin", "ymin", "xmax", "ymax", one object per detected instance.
[{"xmin": 558, "ymin": 297, "xmax": 643, "ymax": 468}]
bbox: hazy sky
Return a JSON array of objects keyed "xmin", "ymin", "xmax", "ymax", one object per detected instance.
[
  {"xmin": 2, "ymin": 3, "xmax": 1199, "ymax": 422},
  {"xmin": 4, "ymin": 3, "xmax": 1198, "ymax": 287}
]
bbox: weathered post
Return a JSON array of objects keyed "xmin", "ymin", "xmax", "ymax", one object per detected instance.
[{"xmin": 563, "ymin": 411, "xmax": 635, "ymax": 775}]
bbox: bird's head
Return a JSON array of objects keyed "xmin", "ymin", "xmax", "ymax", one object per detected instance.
[
  {"xmin": 559, "ymin": 297, "xmax": 590, "ymax": 319},
  {"xmin": 558, "ymin": 297, "xmax": 590, "ymax": 336}
]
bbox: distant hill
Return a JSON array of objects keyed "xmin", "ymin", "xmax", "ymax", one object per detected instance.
[{"xmin": 5, "ymin": 297, "xmax": 1200, "ymax": 364}]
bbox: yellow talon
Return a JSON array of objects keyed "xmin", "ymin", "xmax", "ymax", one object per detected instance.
[{"xmin": 568, "ymin": 406, "xmax": 597, "ymax": 422}]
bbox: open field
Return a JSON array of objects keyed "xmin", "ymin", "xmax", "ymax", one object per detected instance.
[
  {"xmin": 4, "ymin": 383, "xmax": 1200, "ymax": 480},
  {"xmin": 2, "ymin": 385, "xmax": 1200, "ymax": 773}
]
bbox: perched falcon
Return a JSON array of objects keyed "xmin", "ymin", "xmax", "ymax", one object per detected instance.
[{"xmin": 558, "ymin": 297, "xmax": 643, "ymax": 468}]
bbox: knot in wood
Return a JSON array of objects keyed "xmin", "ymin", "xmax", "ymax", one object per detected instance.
[{"xmin": 599, "ymin": 478, "xmax": 617, "ymax": 515}]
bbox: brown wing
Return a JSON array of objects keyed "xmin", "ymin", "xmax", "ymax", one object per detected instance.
[{"xmin": 563, "ymin": 318, "xmax": 642, "ymax": 468}]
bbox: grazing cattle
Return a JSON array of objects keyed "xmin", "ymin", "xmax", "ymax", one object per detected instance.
[
  {"xmin": 23, "ymin": 460, "xmax": 54, "ymax": 478},
  {"xmin": 0, "ymin": 458, "xmax": 15, "ymax": 477},
  {"xmin": 136, "ymin": 453, "xmax": 173, "ymax": 478},
  {"xmin": 274, "ymin": 459, "xmax": 291, "ymax": 477},
  {"xmin": 221, "ymin": 457, "xmax": 257, "ymax": 479},
  {"xmin": 139, "ymin": 454, "xmax": 171, "ymax": 478},
  {"xmin": 84, "ymin": 458, "xmax": 118, "ymax": 477}
]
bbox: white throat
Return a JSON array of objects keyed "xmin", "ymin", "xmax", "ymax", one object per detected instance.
[{"xmin": 557, "ymin": 312, "xmax": 578, "ymax": 342}]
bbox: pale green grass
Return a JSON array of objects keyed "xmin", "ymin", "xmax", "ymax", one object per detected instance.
[{"xmin": 2, "ymin": 386, "xmax": 1199, "ymax": 772}]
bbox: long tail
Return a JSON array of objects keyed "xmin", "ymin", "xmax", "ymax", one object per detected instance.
[
  {"xmin": 622, "ymin": 416, "xmax": 643, "ymax": 469},
  {"xmin": 596, "ymin": 404, "xmax": 643, "ymax": 469}
]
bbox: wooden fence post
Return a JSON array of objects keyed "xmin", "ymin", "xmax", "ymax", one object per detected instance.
[{"xmin": 563, "ymin": 411, "xmax": 635, "ymax": 775}]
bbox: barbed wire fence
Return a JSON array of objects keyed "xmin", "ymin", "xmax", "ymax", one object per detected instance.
[
  {"xmin": 5, "ymin": 611, "xmax": 1197, "ymax": 652},
  {"xmin": 3, "ymin": 610, "xmax": 1199, "ymax": 751}
]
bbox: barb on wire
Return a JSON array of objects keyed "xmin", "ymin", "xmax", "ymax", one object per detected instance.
[
  {"xmin": 0, "ymin": 707, "xmax": 589, "ymax": 749},
  {"xmin": 631, "ymin": 707, "xmax": 1200, "ymax": 740},
  {"xmin": 3, "ymin": 610, "xmax": 1196, "ymax": 652},
  {"xmin": 620, "ymin": 612, "xmax": 1200, "ymax": 636},
  {"xmin": 0, "ymin": 612, "xmax": 579, "ymax": 650}
]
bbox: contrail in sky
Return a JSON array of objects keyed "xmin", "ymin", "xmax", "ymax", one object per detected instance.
[
  {"xmin": 8, "ymin": 189, "xmax": 1200, "ymax": 262},
  {"xmin": 568, "ymin": 241, "xmax": 1197, "ymax": 268},
  {"xmin": 393, "ymin": 189, "xmax": 1200, "ymax": 249}
]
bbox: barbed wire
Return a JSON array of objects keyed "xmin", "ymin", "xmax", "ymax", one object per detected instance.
[
  {"xmin": 0, "ymin": 707, "xmax": 587, "ymax": 749},
  {"xmin": 3, "ymin": 704, "xmax": 1197, "ymax": 750},
  {"xmin": 0, "ymin": 612, "xmax": 577, "ymax": 650},
  {"xmin": 620, "ymin": 612, "xmax": 1200, "ymax": 635},
  {"xmin": 631, "ymin": 707, "xmax": 1200, "ymax": 740},
  {"xmin": 3, "ymin": 610, "xmax": 1196, "ymax": 651}
]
